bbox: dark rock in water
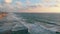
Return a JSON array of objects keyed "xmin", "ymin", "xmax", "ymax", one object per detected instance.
[
  {"xmin": 0, "ymin": 22, "xmax": 28, "ymax": 34},
  {"xmin": 0, "ymin": 25, "xmax": 28, "ymax": 34},
  {"xmin": 0, "ymin": 30, "xmax": 12, "ymax": 34},
  {"xmin": 11, "ymin": 23, "xmax": 28, "ymax": 34},
  {"xmin": 12, "ymin": 27, "xmax": 28, "ymax": 34},
  {"xmin": 11, "ymin": 28, "xmax": 28, "ymax": 34},
  {"xmin": 56, "ymin": 32, "xmax": 60, "ymax": 34}
]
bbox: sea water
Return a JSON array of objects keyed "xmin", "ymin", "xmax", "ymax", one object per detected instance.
[
  {"xmin": 0, "ymin": 13, "xmax": 60, "ymax": 34},
  {"xmin": 14, "ymin": 13, "xmax": 60, "ymax": 34}
]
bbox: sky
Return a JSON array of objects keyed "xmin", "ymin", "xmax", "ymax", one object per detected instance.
[{"xmin": 0, "ymin": 0, "xmax": 60, "ymax": 13}]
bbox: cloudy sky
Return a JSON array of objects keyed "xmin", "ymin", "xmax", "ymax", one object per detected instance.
[{"xmin": 0, "ymin": 0, "xmax": 60, "ymax": 13}]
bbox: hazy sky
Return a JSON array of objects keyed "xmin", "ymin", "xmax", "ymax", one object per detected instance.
[{"xmin": 0, "ymin": 0, "xmax": 60, "ymax": 13}]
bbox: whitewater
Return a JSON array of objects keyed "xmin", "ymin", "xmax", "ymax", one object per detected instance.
[
  {"xmin": 9, "ymin": 13, "xmax": 56, "ymax": 34},
  {"xmin": 1, "ymin": 12, "xmax": 60, "ymax": 34}
]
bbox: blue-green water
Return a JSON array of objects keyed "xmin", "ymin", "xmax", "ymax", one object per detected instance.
[
  {"xmin": 15, "ymin": 13, "xmax": 60, "ymax": 34},
  {"xmin": 15, "ymin": 13, "xmax": 60, "ymax": 24},
  {"xmin": 0, "ymin": 13, "xmax": 60, "ymax": 34}
]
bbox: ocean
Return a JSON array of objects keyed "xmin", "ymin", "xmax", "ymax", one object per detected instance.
[
  {"xmin": 14, "ymin": 13, "xmax": 60, "ymax": 34},
  {"xmin": 0, "ymin": 13, "xmax": 60, "ymax": 34}
]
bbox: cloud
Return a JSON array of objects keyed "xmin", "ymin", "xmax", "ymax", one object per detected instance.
[
  {"xmin": 56, "ymin": 0, "xmax": 60, "ymax": 2},
  {"xmin": 0, "ymin": 2, "xmax": 16, "ymax": 12},
  {"xmin": 43, "ymin": 0, "xmax": 54, "ymax": 3},
  {"xmin": 0, "ymin": 4, "xmax": 14, "ymax": 12},
  {"xmin": 14, "ymin": 1, "xmax": 23, "ymax": 9},
  {"xmin": 18, "ymin": 7, "xmax": 60, "ymax": 13},
  {"xmin": 34, "ymin": 3, "xmax": 45, "ymax": 7},
  {"xmin": 0, "ymin": 4, "xmax": 2, "ymax": 8},
  {"xmin": 26, "ymin": 0, "xmax": 31, "ymax": 5},
  {"xmin": 0, "ymin": 0, "xmax": 23, "ymax": 12},
  {"xmin": 5, "ymin": 0, "xmax": 12, "ymax": 3},
  {"xmin": 15, "ymin": 1, "xmax": 22, "ymax": 5},
  {"xmin": 44, "ymin": 0, "xmax": 49, "ymax": 2},
  {"xmin": 0, "ymin": 0, "xmax": 60, "ymax": 13},
  {"xmin": 55, "ymin": 3, "xmax": 60, "ymax": 7}
]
